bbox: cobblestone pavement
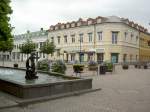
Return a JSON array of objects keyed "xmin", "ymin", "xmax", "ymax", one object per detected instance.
[{"xmin": 0, "ymin": 62, "xmax": 150, "ymax": 112}]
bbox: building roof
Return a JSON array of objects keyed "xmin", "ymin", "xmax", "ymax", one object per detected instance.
[
  {"xmin": 14, "ymin": 29, "xmax": 48, "ymax": 40},
  {"xmin": 48, "ymin": 16, "xmax": 149, "ymax": 33}
]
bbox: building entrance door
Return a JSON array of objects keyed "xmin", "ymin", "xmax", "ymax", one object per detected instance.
[
  {"xmin": 111, "ymin": 53, "xmax": 119, "ymax": 63},
  {"xmin": 71, "ymin": 54, "xmax": 75, "ymax": 61},
  {"xmin": 97, "ymin": 53, "xmax": 104, "ymax": 64}
]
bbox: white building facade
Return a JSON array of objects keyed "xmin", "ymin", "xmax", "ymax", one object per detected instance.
[{"xmin": 12, "ymin": 29, "xmax": 48, "ymax": 61}]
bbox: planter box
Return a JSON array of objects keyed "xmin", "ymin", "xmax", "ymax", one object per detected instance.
[
  {"xmin": 144, "ymin": 65, "xmax": 148, "ymax": 69},
  {"xmin": 73, "ymin": 65, "xmax": 84, "ymax": 73},
  {"xmin": 122, "ymin": 65, "xmax": 129, "ymax": 69},
  {"xmin": 88, "ymin": 66, "xmax": 98, "ymax": 71}
]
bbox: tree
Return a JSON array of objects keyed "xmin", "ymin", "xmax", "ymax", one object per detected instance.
[
  {"xmin": 0, "ymin": 0, "xmax": 13, "ymax": 41},
  {"xmin": 0, "ymin": 0, "xmax": 13, "ymax": 66},
  {"xmin": 19, "ymin": 39, "xmax": 36, "ymax": 58},
  {"xmin": 40, "ymin": 39, "xmax": 55, "ymax": 58},
  {"xmin": 0, "ymin": 38, "xmax": 13, "ymax": 65}
]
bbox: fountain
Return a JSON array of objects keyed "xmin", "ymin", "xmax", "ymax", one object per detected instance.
[{"xmin": 0, "ymin": 53, "xmax": 92, "ymax": 99}]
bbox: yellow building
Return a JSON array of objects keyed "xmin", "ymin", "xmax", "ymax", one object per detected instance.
[
  {"xmin": 139, "ymin": 32, "xmax": 150, "ymax": 62},
  {"xmin": 48, "ymin": 16, "xmax": 150, "ymax": 63}
]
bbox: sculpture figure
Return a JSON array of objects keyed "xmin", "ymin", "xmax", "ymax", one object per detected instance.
[{"xmin": 25, "ymin": 52, "xmax": 39, "ymax": 80}]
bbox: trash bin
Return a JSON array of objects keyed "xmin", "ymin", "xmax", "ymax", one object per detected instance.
[{"xmin": 99, "ymin": 65, "xmax": 106, "ymax": 75}]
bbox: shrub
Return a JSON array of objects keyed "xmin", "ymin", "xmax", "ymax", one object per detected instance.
[
  {"xmin": 51, "ymin": 60, "xmax": 67, "ymax": 74},
  {"xmin": 37, "ymin": 59, "xmax": 50, "ymax": 71},
  {"xmin": 103, "ymin": 61, "xmax": 113, "ymax": 71}
]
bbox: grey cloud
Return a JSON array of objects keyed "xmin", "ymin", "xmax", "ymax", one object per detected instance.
[{"xmin": 10, "ymin": 0, "xmax": 150, "ymax": 34}]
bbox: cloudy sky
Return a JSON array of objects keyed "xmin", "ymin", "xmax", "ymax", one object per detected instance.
[{"xmin": 10, "ymin": 0, "xmax": 150, "ymax": 34}]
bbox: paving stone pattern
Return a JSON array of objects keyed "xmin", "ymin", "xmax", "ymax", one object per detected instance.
[{"xmin": 0, "ymin": 63, "xmax": 150, "ymax": 112}]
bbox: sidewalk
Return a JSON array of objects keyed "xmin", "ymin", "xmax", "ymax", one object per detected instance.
[{"xmin": 0, "ymin": 65, "xmax": 150, "ymax": 112}]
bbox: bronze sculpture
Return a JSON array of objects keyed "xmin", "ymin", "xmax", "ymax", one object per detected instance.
[{"xmin": 25, "ymin": 52, "xmax": 39, "ymax": 80}]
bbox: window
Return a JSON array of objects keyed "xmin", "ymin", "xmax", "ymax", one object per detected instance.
[
  {"xmin": 57, "ymin": 50, "xmax": 60, "ymax": 57},
  {"xmin": 88, "ymin": 33, "xmax": 92, "ymax": 42},
  {"xmin": 136, "ymin": 36, "xmax": 139, "ymax": 42},
  {"xmin": 57, "ymin": 36, "xmax": 60, "ymax": 44},
  {"xmin": 136, "ymin": 55, "xmax": 138, "ymax": 61},
  {"xmin": 40, "ymin": 42, "xmax": 43, "ymax": 48},
  {"xmin": 51, "ymin": 37, "xmax": 54, "ymax": 43},
  {"xmin": 64, "ymin": 35, "xmax": 67, "ymax": 43},
  {"xmin": 71, "ymin": 35, "xmax": 75, "ymax": 43},
  {"xmin": 124, "ymin": 32, "xmax": 128, "ymax": 41},
  {"xmin": 79, "ymin": 34, "xmax": 83, "ymax": 43},
  {"xmin": 112, "ymin": 32, "xmax": 118, "ymax": 44},
  {"xmin": 97, "ymin": 32, "xmax": 102, "ymax": 41},
  {"xmin": 43, "ymin": 53, "xmax": 45, "ymax": 58},
  {"xmin": 131, "ymin": 33, "xmax": 134, "ymax": 41}
]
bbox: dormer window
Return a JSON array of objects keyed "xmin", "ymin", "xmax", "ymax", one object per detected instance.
[
  {"xmin": 77, "ymin": 22, "xmax": 81, "ymax": 26},
  {"xmin": 50, "ymin": 26, "xmax": 54, "ymax": 30},
  {"xmin": 87, "ymin": 20, "xmax": 92, "ymax": 25},
  {"xmin": 97, "ymin": 18, "xmax": 101, "ymax": 23},
  {"xmin": 71, "ymin": 22, "xmax": 76, "ymax": 27},
  {"xmin": 55, "ymin": 26, "xmax": 59, "ymax": 30},
  {"xmin": 66, "ymin": 23, "xmax": 70, "ymax": 28},
  {"xmin": 61, "ymin": 24, "xmax": 65, "ymax": 29}
]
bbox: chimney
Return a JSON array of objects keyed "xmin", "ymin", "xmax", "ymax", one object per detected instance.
[{"xmin": 40, "ymin": 28, "xmax": 43, "ymax": 31}]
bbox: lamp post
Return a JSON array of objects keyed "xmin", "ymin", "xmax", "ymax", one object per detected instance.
[
  {"xmin": 79, "ymin": 39, "xmax": 81, "ymax": 64},
  {"xmin": 79, "ymin": 37, "xmax": 81, "ymax": 64}
]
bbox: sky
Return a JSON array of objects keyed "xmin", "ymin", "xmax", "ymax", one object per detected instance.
[{"xmin": 10, "ymin": 0, "xmax": 150, "ymax": 34}]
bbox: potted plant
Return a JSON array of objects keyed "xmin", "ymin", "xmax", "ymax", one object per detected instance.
[
  {"xmin": 144, "ymin": 65, "xmax": 148, "ymax": 69},
  {"xmin": 73, "ymin": 64, "xmax": 84, "ymax": 73},
  {"xmin": 88, "ymin": 60, "xmax": 98, "ymax": 71},
  {"xmin": 14, "ymin": 63, "xmax": 18, "ymax": 68},
  {"xmin": 104, "ymin": 62, "xmax": 113, "ymax": 72},
  {"xmin": 122, "ymin": 63, "xmax": 129, "ymax": 69}
]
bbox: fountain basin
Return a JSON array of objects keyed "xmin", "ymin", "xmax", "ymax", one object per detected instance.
[{"xmin": 0, "ymin": 67, "xmax": 92, "ymax": 99}]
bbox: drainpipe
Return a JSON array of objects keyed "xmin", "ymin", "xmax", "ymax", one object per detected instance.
[{"xmin": 139, "ymin": 31, "xmax": 140, "ymax": 63}]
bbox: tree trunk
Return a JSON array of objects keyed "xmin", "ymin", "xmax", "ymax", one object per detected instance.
[
  {"xmin": 21, "ymin": 53, "xmax": 23, "ymax": 62},
  {"xmin": 27, "ymin": 54, "xmax": 29, "ymax": 59},
  {"xmin": 2, "ymin": 52, "xmax": 5, "ymax": 66}
]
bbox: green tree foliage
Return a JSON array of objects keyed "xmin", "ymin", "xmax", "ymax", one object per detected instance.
[
  {"xmin": 40, "ymin": 39, "xmax": 55, "ymax": 55},
  {"xmin": 19, "ymin": 39, "xmax": 36, "ymax": 55},
  {"xmin": 0, "ymin": 38, "xmax": 13, "ymax": 52},
  {"xmin": 0, "ymin": 0, "xmax": 13, "ymax": 41}
]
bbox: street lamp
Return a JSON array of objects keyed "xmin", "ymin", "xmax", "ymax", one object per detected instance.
[{"xmin": 79, "ymin": 38, "xmax": 82, "ymax": 64}]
